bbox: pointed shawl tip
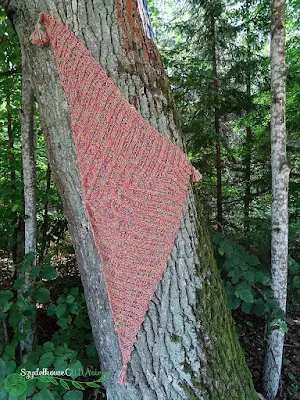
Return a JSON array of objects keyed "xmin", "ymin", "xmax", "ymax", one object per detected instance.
[
  {"xmin": 192, "ymin": 167, "xmax": 202, "ymax": 182},
  {"xmin": 30, "ymin": 13, "xmax": 50, "ymax": 46},
  {"xmin": 118, "ymin": 365, "xmax": 128, "ymax": 384}
]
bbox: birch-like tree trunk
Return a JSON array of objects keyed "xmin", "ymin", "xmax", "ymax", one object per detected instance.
[
  {"xmin": 262, "ymin": 0, "xmax": 289, "ymax": 398},
  {"xmin": 18, "ymin": 52, "xmax": 37, "ymax": 362},
  {"xmin": 3, "ymin": 1, "xmax": 258, "ymax": 398}
]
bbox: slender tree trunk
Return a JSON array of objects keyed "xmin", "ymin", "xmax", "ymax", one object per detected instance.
[
  {"xmin": 244, "ymin": 56, "xmax": 252, "ymax": 232},
  {"xmin": 262, "ymin": 0, "xmax": 289, "ymax": 398},
  {"xmin": 4, "ymin": 1, "xmax": 258, "ymax": 398},
  {"xmin": 244, "ymin": 8, "xmax": 252, "ymax": 232},
  {"xmin": 210, "ymin": 8, "xmax": 223, "ymax": 231},
  {"xmin": 40, "ymin": 163, "xmax": 51, "ymax": 263},
  {"xmin": 6, "ymin": 93, "xmax": 19, "ymax": 264},
  {"xmin": 7, "ymin": 93, "xmax": 25, "ymax": 272},
  {"xmin": 17, "ymin": 52, "xmax": 37, "ymax": 363},
  {"xmin": 244, "ymin": 125, "xmax": 251, "ymax": 231}
]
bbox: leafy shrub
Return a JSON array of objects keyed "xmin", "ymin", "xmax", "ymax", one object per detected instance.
[
  {"xmin": 210, "ymin": 231, "xmax": 285, "ymax": 323},
  {"xmin": 0, "ymin": 253, "xmax": 105, "ymax": 399}
]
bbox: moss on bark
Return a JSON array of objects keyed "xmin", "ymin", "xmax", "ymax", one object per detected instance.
[{"xmin": 181, "ymin": 189, "xmax": 258, "ymax": 399}]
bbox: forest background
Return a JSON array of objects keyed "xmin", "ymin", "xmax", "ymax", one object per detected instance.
[{"xmin": 0, "ymin": 0, "xmax": 299, "ymax": 399}]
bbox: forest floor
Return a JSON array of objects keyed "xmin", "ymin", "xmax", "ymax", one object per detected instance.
[
  {"xmin": 1, "ymin": 261, "xmax": 299, "ymax": 399},
  {"xmin": 234, "ymin": 310, "xmax": 300, "ymax": 400},
  {"xmin": 35, "ymin": 288, "xmax": 300, "ymax": 399}
]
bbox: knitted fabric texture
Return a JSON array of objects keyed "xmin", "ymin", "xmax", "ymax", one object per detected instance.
[{"xmin": 31, "ymin": 13, "xmax": 201, "ymax": 383}]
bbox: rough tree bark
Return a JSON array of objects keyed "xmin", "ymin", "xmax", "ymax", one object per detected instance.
[
  {"xmin": 262, "ymin": 0, "xmax": 289, "ymax": 398},
  {"xmin": 3, "ymin": 1, "xmax": 258, "ymax": 398}
]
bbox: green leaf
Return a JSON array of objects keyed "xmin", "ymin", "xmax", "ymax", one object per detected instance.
[
  {"xmin": 27, "ymin": 350, "xmax": 40, "ymax": 365},
  {"xmin": 63, "ymin": 390, "xmax": 83, "ymax": 400},
  {"xmin": 65, "ymin": 295, "xmax": 75, "ymax": 305},
  {"xmin": 43, "ymin": 342, "xmax": 55, "ymax": 352},
  {"xmin": 6, "ymin": 360, "xmax": 16, "ymax": 375},
  {"xmin": 85, "ymin": 382, "xmax": 100, "ymax": 388},
  {"xmin": 69, "ymin": 303, "xmax": 79, "ymax": 315},
  {"xmin": 54, "ymin": 357, "xmax": 68, "ymax": 371},
  {"xmin": 57, "ymin": 318, "xmax": 68, "ymax": 329},
  {"xmin": 247, "ymin": 254, "xmax": 260, "ymax": 266},
  {"xmin": 255, "ymin": 271, "xmax": 270, "ymax": 285},
  {"xmin": 228, "ymin": 269, "xmax": 240, "ymax": 285},
  {"xmin": 293, "ymin": 275, "xmax": 300, "ymax": 287},
  {"xmin": 226, "ymin": 293, "xmax": 241, "ymax": 310},
  {"xmin": 278, "ymin": 321, "xmax": 288, "ymax": 333},
  {"xmin": 25, "ymin": 379, "xmax": 36, "ymax": 396},
  {"xmin": 41, "ymin": 266, "xmax": 57, "ymax": 280},
  {"xmin": 5, "ymin": 345, "xmax": 15, "ymax": 359},
  {"xmin": 33, "ymin": 389, "xmax": 54, "ymax": 400},
  {"xmin": 96, "ymin": 371, "xmax": 110, "ymax": 382},
  {"xmin": 235, "ymin": 283, "xmax": 254, "ymax": 303},
  {"xmin": 243, "ymin": 270, "xmax": 255, "ymax": 283},
  {"xmin": 13, "ymin": 278, "xmax": 25, "ymax": 290},
  {"xmin": 218, "ymin": 247, "xmax": 224, "ymax": 256},
  {"xmin": 36, "ymin": 380, "xmax": 50, "ymax": 390},
  {"xmin": 0, "ymin": 389, "xmax": 7, "ymax": 400},
  {"xmin": 0, "ymin": 290, "xmax": 13, "ymax": 306},
  {"xmin": 59, "ymin": 379, "xmax": 69, "ymax": 390},
  {"xmin": 0, "ymin": 359, "xmax": 6, "ymax": 381},
  {"xmin": 37, "ymin": 376, "xmax": 53, "ymax": 383},
  {"xmin": 8, "ymin": 394, "xmax": 19, "ymax": 400},
  {"xmin": 71, "ymin": 381, "xmax": 84, "ymax": 390},
  {"xmin": 223, "ymin": 242, "xmax": 233, "ymax": 256},
  {"xmin": 252, "ymin": 302, "xmax": 265, "ymax": 317},
  {"xmin": 241, "ymin": 301, "xmax": 253, "ymax": 314},
  {"xmin": 68, "ymin": 361, "xmax": 83, "ymax": 378},
  {"xmin": 39, "ymin": 352, "xmax": 54, "ymax": 368},
  {"xmin": 30, "ymin": 265, "xmax": 41, "ymax": 278},
  {"xmin": 47, "ymin": 304, "xmax": 56, "ymax": 317},
  {"xmin": 69, "ymin": 288, "xmax": 79, "ymax": 297},
  {"xmin": 288, "ymin": 372, "xmax": 296, "ymax": 382},
  {"xmin": 3, "ymin": 301, "xmax": 13, "ymax": 313},
  {"xmin": 283, "ymin": 358, "xmax": 289, "ymax": 366},
  {"xmin": 239, "ymin": 289, "xmax": 254, "ymax": 303},
  {"xmin": 35, "ymin": 288, "xmax": 51, "ymax": 303},
  {"xmin": 288, "ymin": 257, "xmax": 300, "ymax": 274},
  {"xmin": 86, "ymin": 344, "xmax": 97, "ymax": 358},
  {"xmin": 55, "ymin": 304, "xmax": 67, "ymax": 319}
]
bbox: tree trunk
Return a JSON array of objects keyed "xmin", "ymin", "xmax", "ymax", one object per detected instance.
[
  {"xmin": 210, "ymin": 8, "xmax": 223, "ymax": 231},
  {"xmin": 244, "ymin": 125, "xmax": 251, "ymax": 232},
  {"xmin": 244, "ymin": 6, "xmax": 252, "ymax": 233},
  {"xmin": 4, "ymin": 1, "xmax": 257, "ymax": 398},
  {"xmin": 39, "ymin": 162, "xmax": 51, "ymax": 263},
  {"xmin": 262, "ymin": 0, "xmax": 289, "ymax": 398},
  {"xmin": 6, "ymin": 93, "xmax": 20, "ymax": 264},
  {"xmin": 18, "ymin": 52, "xmax": 37, "ymax": 363}
]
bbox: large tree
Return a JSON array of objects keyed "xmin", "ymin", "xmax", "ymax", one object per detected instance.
[{"xmin": 2, "ymin": 1, "xmax": 258, "ymax": 398}]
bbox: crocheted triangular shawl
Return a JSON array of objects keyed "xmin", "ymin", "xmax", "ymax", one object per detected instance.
[{"xmin": 31, "ymin": 13, "xmax": 201, "ymax": 383}]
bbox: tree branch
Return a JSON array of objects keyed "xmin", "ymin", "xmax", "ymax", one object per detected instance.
[{"xmin": 0, "ymin": 68, "xmax": 21, "ymax": 78}]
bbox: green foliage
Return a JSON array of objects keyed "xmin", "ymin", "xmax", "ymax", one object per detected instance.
[
  {"xmin": 287, "ymin": 256, "xmax": 300, "ymax": 312},
  {"xmin": 46, "ymin": 287, "xmax": 99, "ymax": 367},
  {"xmin": 211, "ymin": 231, "xmax": 287, "ymax": 322},
  {"xmin": 0, "ymin": 254, "xmax": 104, "ymax": 399}
]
